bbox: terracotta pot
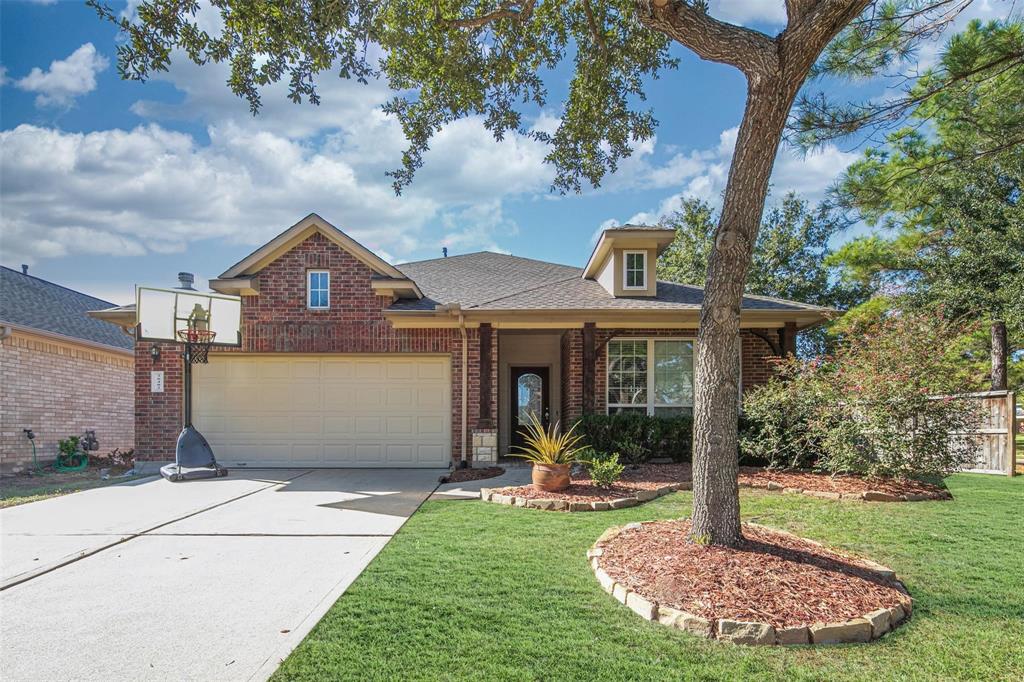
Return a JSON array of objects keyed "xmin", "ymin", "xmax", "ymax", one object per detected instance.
[{"xmin": 532, "ymin": 463, "xmax": 571, "ymax": 492}]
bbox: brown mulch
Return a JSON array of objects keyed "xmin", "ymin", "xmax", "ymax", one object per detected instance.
[
  {"xmin": 441, "ymin": 467, "xmax": 505, "ymax": 484},
  {"xmin": 600, "ymin": 520, "xmax": 910, "ymax": 629},
  {"xmin": 496, "ymin": 464, "xmax": 691, "ymax": 503},
  {"xmin": 493, "ymin": 462, "xmax": 947, "ymax": 502},
  {"xmin": 738, "ymin": 467, "xmax": 949, "ymax": 498}
]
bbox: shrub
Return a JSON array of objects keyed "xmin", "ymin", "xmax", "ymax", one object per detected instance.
[
  {"xmin": 58, "ymin": 436, "xmax": 80, "ymax": 458},
  {"xmin": 740, "ymin": 374, "xmax": 824, "ymax": 470},
  {"xmin": 741, "ymin": 311, "xmax": 981, "ymax": 479},
  {"xmin": 509, "ymin": 412, "xmax": 588, "ymax": 465},
  {"xmin": 585, "ymin": 452, "xmax": 625, "ymax": 488},
  {"xmin": 576, "ymin": 413, "xmax": 694, "ymax": 463}
]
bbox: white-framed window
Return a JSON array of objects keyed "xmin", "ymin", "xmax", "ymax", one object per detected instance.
[
  {"xmin": 607, "ymin": 337, "xmax": 694, "ymax": 416},
  {"xmin": 623, "ymin": 250, "xmax": 647, "ymax": 290},
  {"xmin": 307, "ymin": 270, "xmax": 330, "ymax": 309}
]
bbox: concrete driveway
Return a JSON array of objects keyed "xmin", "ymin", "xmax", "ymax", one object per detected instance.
[{"xmin": 0, "ymin": 468, "xmax": 443, "ymax": 681}]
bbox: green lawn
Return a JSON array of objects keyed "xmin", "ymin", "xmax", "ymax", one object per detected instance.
[{"xmin": 275, "ymin": 475, "xmax": 1023, "ymax": 681}]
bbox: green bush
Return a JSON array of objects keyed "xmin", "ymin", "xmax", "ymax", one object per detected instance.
[
  {"xmin": 741, "ymin": 311, "xmax": 981, "ymax": 479},
  {"xmin": 576, "ymin": 413, "xmax": 694, "ymax": 463},
  {"xmin": 585, "ymin": 452, "xmax": 625, "ymax": 488}
]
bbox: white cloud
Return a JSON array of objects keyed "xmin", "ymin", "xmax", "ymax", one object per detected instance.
[
  {"xmin": 607, "ymin": 125, "xmax": 857, "ymax": 227},
  {"xmin": 15, "ymin": 43, "xmax": 108, "ymax": 108},
  {"xmin": 438, "ymin": 201, "xmax": 518, "ymax": 255},
  {"xmin": 0, "ymin": 123, "xmax": 434, "ymax": 264},
  {"xmin": 1, "ymin": 38, "xmax": 562, "ymax": 267}
]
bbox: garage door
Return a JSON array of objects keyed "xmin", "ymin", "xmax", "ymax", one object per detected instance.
[{"xmin": 192, "ymin": 355, "xmax": 451, "ymax": 467}]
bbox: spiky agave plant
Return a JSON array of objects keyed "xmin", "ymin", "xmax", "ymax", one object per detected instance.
[{"xmin": 510, "ymin": 412, "xmax": 587, "ymax": 465}]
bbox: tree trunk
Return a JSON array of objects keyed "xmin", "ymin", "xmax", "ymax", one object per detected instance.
[
  {"xmin": 991, "ymin": 319, "xmax": 1008, "ymax": 390},
  {"xmin": 690, "ymin": 78, "xmax": 797, "ymax": 547}
]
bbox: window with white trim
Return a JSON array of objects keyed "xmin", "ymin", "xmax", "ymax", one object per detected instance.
[
  {"xmin": 623, "ymin": 250, "xmax": 647, "ymax": 289},
  {"xmin": 607, "ymin": 338, "xmax": 694, "ymax": 416},
  {"xmin": 307, "ymin": 270, "xmax": 330, "ymax": 309}
]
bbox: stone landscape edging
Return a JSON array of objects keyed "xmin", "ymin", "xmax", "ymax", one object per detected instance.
[
  {"xmin": 479, "ymin": 481, "xmax": 691, "ymax": 511},
  {"xmin": 588, "ymin": 522, "xmax": 913, "ymax": 646},
  {"xmin": 737, "ymin": 478, "xmax": 951, "ymax": 502}
]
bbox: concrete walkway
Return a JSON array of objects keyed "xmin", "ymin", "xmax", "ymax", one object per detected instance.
[
  {"xmin": 0, "ymin": 468, "xmax": 442, "ymax": 682},
  {"xmin": 432, "ymin": 466, "xmax": 531, "ymax": 500}
]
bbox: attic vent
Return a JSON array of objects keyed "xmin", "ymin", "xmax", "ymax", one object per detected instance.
[{"xmin": 177, "ymin": 272, "xmax": 196, "ymax": 290}]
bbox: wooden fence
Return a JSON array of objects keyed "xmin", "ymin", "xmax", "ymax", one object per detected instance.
[{"xmin": 952, "ymin": 390, "xmax": 1017, "ymax": 476}]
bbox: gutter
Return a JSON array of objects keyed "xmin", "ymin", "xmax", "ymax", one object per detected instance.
[{"xmin": 0, "ymin": 321, "xmax": 134, "ymax": 356}]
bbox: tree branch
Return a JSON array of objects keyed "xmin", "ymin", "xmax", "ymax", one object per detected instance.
[
  {"xmin": 785, "ymin": 0, "xmax": 821, "ymax": 25},
  {"xmin": 781, "ymin": 0, "xmax": 875, "ymax": 80},
  {"xmin": 637, "ymin": 0, "xmax": 778, "ymax": 76},
  {"xmin": 582, "ymin": 0, "xmax": 608, "ymax": 52},
  {"xmin": 445, "ymin": 1, "xmax": 537, "ymax": 29}
]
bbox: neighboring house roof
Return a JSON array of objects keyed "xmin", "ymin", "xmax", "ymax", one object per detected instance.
[
  {"xmin": 0, "ymin": 266, "xmax": 134, "ymax": 351},
  {"xmin": 392, "ymin": 252, "xmax": 830, "ymax": 314}
]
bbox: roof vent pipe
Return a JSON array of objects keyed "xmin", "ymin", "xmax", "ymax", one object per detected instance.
[
  {"xmin": 21, "ymin": 264, "xmax": 28, "ymax": 275},
  {"xmin": 177, "ymin": 272, "xmax": 196, "ymax": 290}
]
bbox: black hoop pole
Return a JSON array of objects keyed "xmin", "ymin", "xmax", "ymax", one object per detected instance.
[{"xmin": 183, "ymin": 341, "xmax": 193, "ymax": 427}]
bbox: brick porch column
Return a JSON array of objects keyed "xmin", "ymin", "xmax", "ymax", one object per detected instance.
[{"xmin": 582, "ymin": 322, "xmax": 596, "ymax": 414}]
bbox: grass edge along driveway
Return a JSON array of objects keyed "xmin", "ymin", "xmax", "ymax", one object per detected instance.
[{"xmin": 274, "ymin": 474, "xmax": 1023, "ymax": 682}]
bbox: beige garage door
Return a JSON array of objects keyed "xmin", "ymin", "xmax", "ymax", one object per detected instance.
[{"xmin": 193, "ymin": 355, "xmax": 451, "ymax": 467}]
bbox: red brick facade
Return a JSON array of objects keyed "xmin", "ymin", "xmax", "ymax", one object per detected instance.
[
  {"xmin": 1, "ymin": 330, "xmax": 134, "ymax": 474},
  {"xmin": 133, "ymin": 232, "xmax": 783, "ymax": 465},
  {"xmin": 134, "ymin": 233, "xmax": 496, "ymax": 464}
]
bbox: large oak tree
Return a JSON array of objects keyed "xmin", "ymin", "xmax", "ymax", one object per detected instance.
[{"xmin": 92, "ymin": 0, "xmax": 982, "ymax": 546}]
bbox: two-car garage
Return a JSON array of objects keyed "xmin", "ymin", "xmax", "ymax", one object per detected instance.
[{"xmin": 192, "ymin": 355, "xmax": 451, "ymax": 467}]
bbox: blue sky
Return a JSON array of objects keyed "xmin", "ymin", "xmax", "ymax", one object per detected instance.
[{"xmin": 0, "ymin": 0, "xmax": 1007, "ymax": 304}]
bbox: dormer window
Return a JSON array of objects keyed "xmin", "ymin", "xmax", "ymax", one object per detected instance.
[
  {"xmin": 623, "ymin": 250, "xmax": 647, "ymax": 290},
  {"xmin": 307, "ymin": 270, "xmax": 330, "ymax": 309}
]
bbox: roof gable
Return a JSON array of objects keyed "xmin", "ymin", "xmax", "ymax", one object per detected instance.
[{"xmin": 219, "ymin": 213, "xmax": 407, "ymax": 280}]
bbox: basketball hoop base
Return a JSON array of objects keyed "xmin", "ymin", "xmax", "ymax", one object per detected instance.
[{"xmin": 161, "ymin": 426, "xmax": 228, "ymax": 482}]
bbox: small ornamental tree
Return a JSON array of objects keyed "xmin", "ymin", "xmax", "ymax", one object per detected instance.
[{"xmin": 743, "ymin": 311, "xmax": 980, "ymax": 479}]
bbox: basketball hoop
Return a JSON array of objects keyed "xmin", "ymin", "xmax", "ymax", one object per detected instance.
[{"xmin": 176, "ymin": 328, "xmax": 217, "ymax": 364}]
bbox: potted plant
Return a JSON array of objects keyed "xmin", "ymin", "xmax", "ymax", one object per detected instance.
[{"xmin": 510, "ymin": 412, "xmax": 586, "ymax": 492}]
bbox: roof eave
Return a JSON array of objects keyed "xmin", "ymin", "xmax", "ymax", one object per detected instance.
[{"xmin": 2, "ymin": 320, "xmax": 134, "ymax": 354}]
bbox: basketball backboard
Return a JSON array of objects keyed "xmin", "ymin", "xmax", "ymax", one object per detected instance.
[{"xmin": 137, "ymin": 286, "xmax": 242, "ymax": 347}]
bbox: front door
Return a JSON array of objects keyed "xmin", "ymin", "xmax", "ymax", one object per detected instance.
[{"xmin": 510, "ymin": 366, "xmax": 550, "ymax": 451}]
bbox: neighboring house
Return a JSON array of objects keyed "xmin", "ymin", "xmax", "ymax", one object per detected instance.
[
  {"xmin": 91, "ymin": 214, "xmax": 831, "ymax": 473},
  {"xmin": 0, "ymin": 266, "xmax": 135, "ymax": 474}
]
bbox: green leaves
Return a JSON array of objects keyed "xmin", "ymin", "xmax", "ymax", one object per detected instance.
[
  {"xmin": 656, "ymin": 192, "xmax": 872, "ymax": 354},
  {"xmin": 742, "ymin": 311, "xmax": 983, "ymax": 479},
  {"xmin": 795, "ymin": 16, "xmax": 1024, "ymax": 153},
  {"xmin": 91, "ymin": 0, "xmax": 676, "ymax": 194}
]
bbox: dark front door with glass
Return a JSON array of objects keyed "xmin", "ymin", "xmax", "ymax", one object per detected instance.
[{"xmin": 510, "ymin": 366, "xmax": 550, "ymax": 451}]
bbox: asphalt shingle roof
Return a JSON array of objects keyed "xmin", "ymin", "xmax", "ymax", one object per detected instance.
[
  {"xmin": 392, "ymin": 252, "xmax": 823, "ymax": 313},
  {"xmin": 0, "ymin": 266, "xmax": 134, "ymax": 350}
]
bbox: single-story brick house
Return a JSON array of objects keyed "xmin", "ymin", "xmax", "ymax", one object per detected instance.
[
  {"xmin": 92, "ymin": 213, "xmax": 830, "ymax": 472},
  {"xmin": 0, "ymin": 265, "xmax": 135, "ymax": 474}
]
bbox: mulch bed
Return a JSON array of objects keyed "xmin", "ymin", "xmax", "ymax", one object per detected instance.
[
  {"xmin": 497, "ymin": 464, "xmax": 691, "ymax": 503},
  {"xmin": 738, "ymin": 467, "xmax": 950, "ymax": 501},
  {"xmin": 440, "ymin": 467, "xmax": 505, "ymax": 484},
  {"xmin": 490, "ymin": 463, "xmax": 947, "ymax": 504},
  {"xmin": 599, "ymin": 519, "xmax": 910, "ymax": 629}
]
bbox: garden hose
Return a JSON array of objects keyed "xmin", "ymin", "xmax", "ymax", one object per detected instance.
[{"xmin": 55, "ymin": 450, "xmax": 89, "ymax": 472}]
